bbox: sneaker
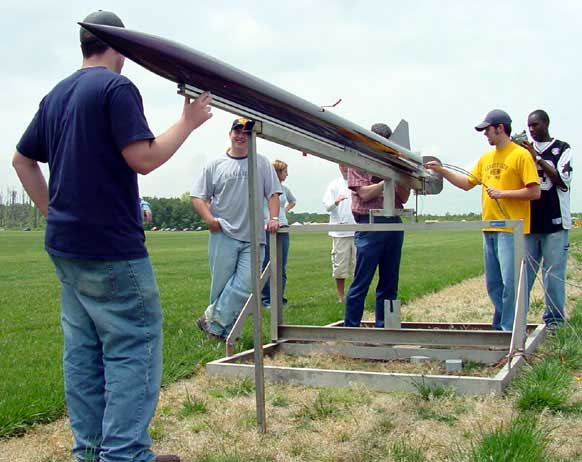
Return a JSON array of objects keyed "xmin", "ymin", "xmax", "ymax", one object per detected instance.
[{"xmin": 196, "ymin": 316, "xmax": 225, "ymax": 342}]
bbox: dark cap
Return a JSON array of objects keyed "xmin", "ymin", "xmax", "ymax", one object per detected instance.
[
  {"xmin": 80, "ymin": 10, "xmax": 124, "ymax": 43},
  {"xmin": 371, "ymin": 123, "xmax": 392, "ymax": 140},
  {"xmin": 230, "ymin": 117, "xmax": 253, "ymax": 131},
  {"xmin": 474, "ymin": 109, "xmax": 512, "ymax": 131}
]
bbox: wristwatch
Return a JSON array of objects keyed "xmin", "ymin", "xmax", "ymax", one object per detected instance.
[
  {"xmin": 270, "ymin": 217, "xmax": 279, "ymax": 221},
  {"xmin": 535, "ymin": 155, "xmax": 542, "ymax": 163}
]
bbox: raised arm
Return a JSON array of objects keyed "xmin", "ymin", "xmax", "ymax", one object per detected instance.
[
  {"xmin": 123, "ymin": 92, "xmax": 213, "ymax": 175},
  {"xmin": 424, "ymin": 161, "xmax": 475, "ymax": 191},
  {"xmin": 523, "ymin": 141, "xmax": 567, "ymax": 190}
]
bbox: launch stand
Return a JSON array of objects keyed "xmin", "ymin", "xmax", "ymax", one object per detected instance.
[{"xmin": 179, "ymin": 84, "xmax": 546, "ymax": 428}]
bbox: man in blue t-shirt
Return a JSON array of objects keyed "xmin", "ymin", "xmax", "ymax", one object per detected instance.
[{"xmin": 12, "ymin": 10, "xmax": 212, "ymax": 462}]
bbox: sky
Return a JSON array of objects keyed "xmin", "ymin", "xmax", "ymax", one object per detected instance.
[{"xmin": 1, "ymin": 0, "xmax": 581, "ymax": 214}]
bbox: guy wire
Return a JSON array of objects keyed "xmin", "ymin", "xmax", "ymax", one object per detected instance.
[{"xmin": 442, "ymin": 163, "xmax": 510, "ymax": 219}]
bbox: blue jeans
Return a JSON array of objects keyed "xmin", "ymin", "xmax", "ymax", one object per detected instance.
[
  {"xmin": 344, "ymin": 215, "xmax": 404, "ymax": 328},
  {"xmin": 261, "ymin": 231, "xmax": 289, "ymax": 305},
  {"xmin": 50, "ymin": 255, "xmax": 162, "ymax": 462},
  {"xmin": 483, "ymin": 232, "xmax": 520, "ymax": 331},
  {"xmin": 205, "ymin": 231, "xmax": 264, "ymax": 338},
  {"xmin": 526, "ymin": 230, "xmax": 569, "ymax": 325}
]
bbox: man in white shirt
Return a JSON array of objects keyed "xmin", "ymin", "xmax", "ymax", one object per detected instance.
[{"xmin": 322, "ymin": 164, "xmax": 356, "ymax": 303}]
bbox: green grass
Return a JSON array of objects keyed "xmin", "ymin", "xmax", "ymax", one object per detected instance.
[
  {"xmin": 466, "ymin": 414, "xmax": 551, "ymax": 462},
  {"xmin": 0, "ymin": 227, "xmax": 521, "ymax": 437},
  {"xmin": 511, "ymin": 358, "xmax": 573, "ymax": 413}
]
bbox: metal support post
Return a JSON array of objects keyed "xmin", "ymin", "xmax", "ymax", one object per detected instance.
[
  {"xmin": 246, "ymin": 123, "xmax": 266, "ymax": 433},
  {"xmin": 383, "ymin": 178, "xmax": 395, "ymax": 217},
  {"xmin": 509, "ymin": 260, "xmax": 528, "ymax": 362},
  {"xmin": 269, "ymin": 230, "xmax": 283, "ymax": 341},
  {"xmin": 384, "ymin": 300, "xmax": 401, "ymax": 329},
  {"xmin": 508, "ymin": 220, "xmax": 527, "ymax": 363}
]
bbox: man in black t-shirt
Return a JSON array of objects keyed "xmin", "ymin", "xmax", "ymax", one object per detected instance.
[
  {"xmin": 523, "ymin": 109, "xmax": 573, "ymax": 328},
  {"xmin": 12, "ymin": 10, "xmax": 212, "ymax": 462}
]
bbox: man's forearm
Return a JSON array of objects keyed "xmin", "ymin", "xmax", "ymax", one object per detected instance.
[
  {"xmin": 356, "ymin": 182, "xmax": 384, "ymax": 202},
  {"xmin": 191, "ymin": 197, "xmax": 215, "ymax": 225},
  {"xmin": 440, "ymin": 169, "xmax": 474, "ymax": 191},
  {"xmin": 500, "ymin": 185, "xmax": 541, "ymax": 200},
  {"xmin": 122, "ymin": 92, "xmax": 213, "ymax": 175},
  {"xmin": 268, "ymin": 194, "xmax": 280, "ymax": 219},
  {"xmin": 123, "ymin": 119, "xmax": 194, "ymax": 175},
  {"xmin": 538, "ymin": 159, "xmax": 566, "ymax": 189},
  {"xmin": 12, "ymin": 152, "xmax": 49, "ymax": 217}
]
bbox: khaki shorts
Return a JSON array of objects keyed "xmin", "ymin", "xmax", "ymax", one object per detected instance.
[{"xmin": 331, "ymin": 236, "xmax": 356, "ymax": 279}]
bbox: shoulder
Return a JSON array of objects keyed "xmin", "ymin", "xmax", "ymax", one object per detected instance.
[
  {"xmin": 553, "ymin": 139, "xmax": 571, "ymax": 151},
  {"xmin": 479, "ymin": 148, "xmax": 496, "ymax": 160},
  {"xmin": 205, "ymin": 155, "xmax": 229, "ymax": 169},
  {"xmin": 257, "ymin": 154, "xmax": 273, "ymax": 166}
]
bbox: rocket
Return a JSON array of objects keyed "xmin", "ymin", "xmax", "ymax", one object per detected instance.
[{"xmin": 79, "ymin": 22, "xmax": 442, "ymax": 193}]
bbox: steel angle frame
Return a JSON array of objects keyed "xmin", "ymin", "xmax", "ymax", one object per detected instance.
[
  {"xmin": 208, "ymin": 218, "xmax": 547, "ymax": 395},
  {"xmin": 181, "ymin": 81, "xmax": 545, "ymax": 398},
  {"xmin": 206, "ymin": 322, "xmax": 546, "ymax": 395}
]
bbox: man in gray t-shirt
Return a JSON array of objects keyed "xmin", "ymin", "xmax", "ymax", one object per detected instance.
[{"xmin": 191, "ymin": 118, "xmax": 282, "ymax": 340}]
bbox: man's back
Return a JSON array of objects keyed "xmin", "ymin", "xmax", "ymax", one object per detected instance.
[{"xmin": 17, "ymin": 67, "xmax": 154, "ymax": 259}]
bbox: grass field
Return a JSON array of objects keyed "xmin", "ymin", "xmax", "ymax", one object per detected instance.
[
  {"xmin": 0, "ymin": 227, "xmax": 485, "ymax": 437},
  {"xmin": 1, "ymin": 228, "xmax": 582, "ymax": 461}
]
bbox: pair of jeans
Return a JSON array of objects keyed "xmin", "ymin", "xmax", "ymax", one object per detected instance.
[
  {"xmin": 483, "ymin": 231, "xmax": 521, "ymax": 331},
  {"xmin": 344, "ymin": 215, "xmax": 404, "ymax": 328},
  {"xmin": 525, "ymin": 230, "xmax": 569, "ymax": 325},
  {"xmin": 261, "ymin": 230, "xmax": 289, "ymax": 305},
  {"xmin": 50, "ymin": 255, "xmax": 162, "ymax": 462},
  {"xmin": 205, "ymin": 231, "xmax": 264, "ymax": 338}
]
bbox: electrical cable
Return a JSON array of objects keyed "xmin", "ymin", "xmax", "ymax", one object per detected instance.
[{"xmin": 441, "ymin": 163, "xmax": 510, "ymax": 219}]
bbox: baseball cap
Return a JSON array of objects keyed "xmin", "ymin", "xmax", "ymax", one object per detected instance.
[
  {"xmin": 80, "ymin": 10, "xmax": 125, "ymax": 43},
  {"xmin": 230, "ymin": 117, "xmax": 253, "ymax": 131},
  {"xmin": 474, "ymin": 109, "xmax": 512, "ymax": 131}
]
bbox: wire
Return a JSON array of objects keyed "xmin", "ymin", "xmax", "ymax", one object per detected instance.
[{"xmin": 442, "ymin": 163, "xmax": 510, "ymax": 219}]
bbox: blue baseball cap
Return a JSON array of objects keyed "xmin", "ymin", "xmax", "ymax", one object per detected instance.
[{"xmin": 475, "ymin": 109, "xmax": 512, "ymax": 131}]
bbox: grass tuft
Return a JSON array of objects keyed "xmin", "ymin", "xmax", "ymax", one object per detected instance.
[
  {"xmin": 467, "ymin": 414, "xmax": 551, "ymax": 462},
  {"xmin": 512, "ymin": 358, "xmax": 573, "ymax": 413},
  {"xmin": 209, "ymin": 378, "xmax": 254, "ymax": 399},
  {"xmin": 390, "ymin": 439, "xmax": 426, "ymax": 462},
  {"xmin": 412, "ymin": 379, "xmax": 454, "ymax": 401},
  {"xmin": 180, "ymin": 388, "xmax": 208, "ymax": 418}
]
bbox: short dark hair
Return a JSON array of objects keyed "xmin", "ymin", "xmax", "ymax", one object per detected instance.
[
  {"xmin": 79, "ymin": 10, "xmax": 124, "ymax": 59},
  {"xmin": 492, "ymin": 123, "xmax": 512, "ymax": 136},
  {"xmin": 81, "ymin": 38, "xmax": 110, "ymax": 58},
  {"xmin": 530, "ymin": 109, "xmax": 550, "ymax": 125}
]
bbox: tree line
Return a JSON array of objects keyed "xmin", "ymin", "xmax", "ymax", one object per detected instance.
[{"xmin": 0, "ymin": 186, "xmax": 520, "ymax": 231}]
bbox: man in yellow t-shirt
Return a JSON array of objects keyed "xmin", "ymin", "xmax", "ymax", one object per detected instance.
[{"xmin": 425, "ymin": 109, "xmax": 540, "ymax": 331}]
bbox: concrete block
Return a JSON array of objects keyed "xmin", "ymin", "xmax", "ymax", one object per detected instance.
[{"xmin": 445, "ymin": 359, "xmax": 463, "ymax": 372}]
